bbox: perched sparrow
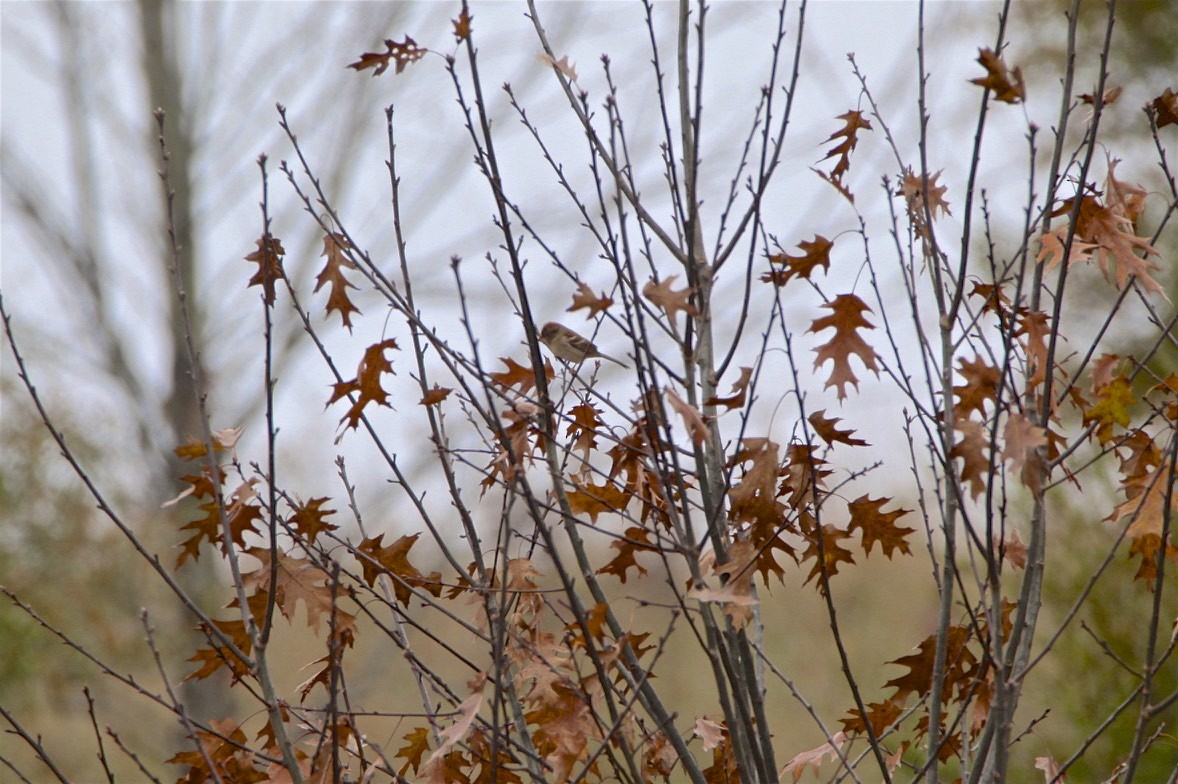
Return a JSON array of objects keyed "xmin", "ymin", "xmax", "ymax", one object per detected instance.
[{"xmin": 539, "ymin": 322, "xmax": 627, "ymax": 367}]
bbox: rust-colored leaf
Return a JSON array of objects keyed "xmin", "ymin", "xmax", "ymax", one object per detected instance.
[
  {"xmin": 244, "ymin": 234, "xmax": 286, "ymax": 306},
  {"xmin": 847, "ymin": 495, "xmax": 913, "ymax": 559},
  {"xmin": 452, "ymin": 7, "xmax": 473, "ymax": 42},
  {"xmin": 289, "ymin": 496, "xmax": 338, "ymax": 546},
  {"xmin": 809, "ymin": 294, "xmax": 881, "ymax": 401},
  {"xmin": 356, "ymin": 532, "xmax": 443, "ymax": 604},
  {"xmin": 706, "ymin": 367, "xmax": 753, "ymax": 411},
  {"xmin": 764, "ymin": 235, "xmax": 833, "ymax": 286},
  {"xmin": 349, "ymin": 37, "xmax": 427, "ymax": 76},
  {"xmin": 970, "ymin": 47, "xmax": 1025, "ymax": 103},
  {"xmin": 1151, "ymin": 87, "xmax": 1178, "ymax": 128},
  {"xmin": 808, "ymin": 409, "xmax": 868, "ymax": 447},
  {"xmin": 420, "ymin": 385, "xmax": 453, "ymax": 406},
  {"xmin": 314, "ymin": 233, "xmax": 361, "ymax": 330},
  {"xmin": 567, "ymin": 281, "xmax": 613, "ymax": 317},
  {"xmin": 327, "ymin": 339, "xmax": 398, "ymax": 431}
]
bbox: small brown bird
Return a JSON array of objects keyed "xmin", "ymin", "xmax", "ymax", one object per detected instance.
[{"xmin": 539, "ymin": 322, "xmax": 627, "ymax": 367}]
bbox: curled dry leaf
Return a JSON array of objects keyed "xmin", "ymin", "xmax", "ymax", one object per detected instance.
[
  {"xmin": 537, "ymin": 52, "xmax": 577, "ymax": 81},
  {"xmin": 666, "ymin": 388, "xmax": 708, "ymax": 444}
]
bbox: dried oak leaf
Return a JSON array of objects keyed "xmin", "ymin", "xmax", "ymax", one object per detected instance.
[
  {"xmin": 847, "ymin": 495, "xmax": 914, "ymax": 559},
  {"xmin": 287, "ymin": 496, "xmax": 338, "ymax": 547},
  {"xmin": 819, "ymin": 110, "xmax": 872, "ymax": 183},
  {"xmin": 953, "ymin": 355, "xmax": 1000, "ymax": 419},
  {"xmin": 420, "ymin": 385, "xmax": 453, "ymax": 406},
  {"xmin": 491, "ymin": 356, "xmax": 552, "ymax": 396},
  {"xmin": 898, "ymin": 168, "xmax": 951, "ymax": 239},
  {"xmin": 781, "ymin": 732, "xmax": 848, "ymax": 783},
  {"xmin": 705, "ymin": 366, "xmax": 752, "ymax": 411},
  {"xmin": 597, "ymin": 526, "xmax": 656, "ymax": 583},
  {"xmin": 567, "ymin": 280, "xmax": 613, "ymax": 317},
  {"xmin": 314, "ymin": 233, "xmax": 361, "ymax": 330},
  {"xmin": 808, "ymin": 409, "xmax": 868, "ymax": 447},
  {"xmin": 809, "ymin": 294, "xmax": 881, "ymax": 401},
  {"xmin": 244, "ymin": 234, "xmax": 286, "ymax": 306},
  {"xmin": 565, "ymin": 402, "xmax": 604, "ymax": 459},
  {"xmin": 970, "ymin": 47, "xmax": 1025, "ymax": 103},
  {"xmin": 452, "ymin": 7, "xmax": 472, "ymax": 42},
  {"xmin": 643, "ymin": 275, "xmax": 699, "ymax": 325},
  {"xmin": 356, "ymin": 532, "xmax": 443, "ymax": 604},
  {"xmin": 667, "ymin": 388, "xmax": 709, "ymax": 445},
  {"xmin": 567, "ymin": 479, "xmax": 629, "ymax": 523},
  {"xmin": 951, "ymin": 418, "xmax": 989, "ymax": 499},
  {"xmin": 537, "ymin": 52, "xmax": 577, "ymax": 81},
  {"xmin": 1083, "ymin": 375, "xmax": 1133, "ymax": 445},
  {"xmin": 1152, "ymin": 87, "xmax": 1178, "ymax": 128},
  {"xmin": 328, "ymin": 339, "xmax": 398, "ymax": 431},
  {"xmin": 764, "ymin": 235, "xmax": 833, "ymax": 286},
  {"xmin": 801, "ymin": 523, "xmax": 856, "ymax": 591},
  {"xmin": 349, "ymin": 37, "xmax": 427, "ymax": 76}
]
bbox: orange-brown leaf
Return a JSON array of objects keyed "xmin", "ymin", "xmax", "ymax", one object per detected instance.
[
  {"xmin": 328, "ymin": 339, "xmax": 398, "ymax": 431},
  {"xmin": 1152, "ymin": 87, "xmax": 1178, "ymax": 128},
  {"xmin": 420, "ymin": 385, "xmax": 453, "ymax": 406},
  {"xmin": 970, "ymin": 47, "xmax": 1025, "ymax": 103},
  {"xmin": 567, "ymin": 281, "xmax": 613, "ymax": 317},
  {"xmin": 289, "ymin": 496, "xmax": 338, "ymax": 546},
  {"xmin": 349, "ymin": 37, "xmax": 427, "ymax": 76},
  {"xmin": 356, "ymin": 533, "xmax": 443, "ymax": 604},
  {"xmin": 452, "ymin": 7, "xmax": 473, "ymax": 42},
  {"xmin": 950, "ymin": 418, "xmax": 989, "ymax": 500},
  {"xmin": 809, "ymin": 294, "xmax": 881, "ymax": 401},
  {"xmin": 953, "ymin": 355, "xmax": 1000, "ymax": 418},
  {"xmin": 567, "ymin": 479, "xmax": 629, "ymax": 523},
  {"xmin": 764, "ymin": 235, "xmax": 833, "ymax": 286},
  {"xmin": 314, "ymin": 233, "xmax": 361, "ymax": 330},
  {"xmin": 395, "ymin": 727, "xmax": 432, "ymax": 777},
  {"xmin": 847, "ymin": 495, "xmax": 913, "ymax": 559},
  {"xmin": 667, "ymin": 389, "xmax": 709, "ymax": 445},
  {"xmin": 808, "ymin": 409, "xmax": 868, "ymax": 447},
  {"xmin": 705, "ymin": 366, "xmax": 753, "ymax": 411},
  {"xmin": 244, "ymin": 234, "xmax": 286, "ymax": 306},
  {"xmin": 819, "ymin": 110, "xmax": 872, "ymax": 183}
]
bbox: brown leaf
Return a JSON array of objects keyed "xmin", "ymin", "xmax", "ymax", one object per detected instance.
[
  {"xmin": 764, "ymin": 235, "xmax": 833, "ymax": 286},
  {"xmin": 314, "ymin": 233, "xmax": 361, "ymax": 330},
  {"xmin": 327, "ymin": 339, "xmax": 399, "ymax": 431},
  {"xmin": 349, "ymin": 37, "xmax": 427, "ymax": 77},
  {"xmin": 356, "ymin": 532, "xmax": 443, "ymax": 604},
  {"xmin": 567, "ymin": 281, "xmax": 613, "ymax": 317},
  {"xmin": 953, "ymin": 355, "xmax": 1000, "ymax": 418},
  {"xmin": 491, "ymin": 356, "xmax": 551, "ymax": 395},
  {"xmin": 420, "ymin": 385, "xmax": 453, "ymax": 406},
  {"xmin": 809, "ymin": 294, "xmax": 881, "ymax": 400},
  {"xmin": 950, "ymin": 418, "xmax": 989, "ymax": 499},
  {"xmin": 395, "ymin": 727, "xmax": 432, "ymax": 777},
  {"xmin": 667, "ymin": 388, "xmax": 709, "ymax": 444},
  {"xmin": 567, "ymin": 479, "xmax": 629, "ymax": 523},
  {"xmin": 692, "ymin": 717, "xmax": 726, "ymax": 751},
  {"xmin": 819, "ymin": 110, "xmax": 872, "ymax": 183},
  {"xmin": 452, "ymin": 7, "xmax": 473, "ymax": 42},
  {"xmin": 643, "ymin": 275, "xmax": 699, "ymax": 326},
  {"xmin": 847, "ymin": 495, "xmax": 913, "ymax": 559},
  {"xmin": 970, "ymin": 47, "xmax": 1025, "ymax": 103},
  {"xmin": 1151, "ymin": 87, "xmax": 1178, "ymax": 128},
  {"xmin": 808, "ymin": 409, "xmax": 868, "ymax": 447},
  {"xmin": 705, "ymin": 366, "xmax": 753, "ymax": 411},
  {"xmin": 244, "ymin": 234, "xmax": 286, "ymax": 306},
  {"xmin": 898, "ymin": 168, "xmax": 951, "ymax": 239},
  {"xmin": 537, "ymin": 52, "xmax": 577, "ymax": 81},
  {"xmin": 289, "ymin": 496, "xmax": 338, "ymax": 546}
]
